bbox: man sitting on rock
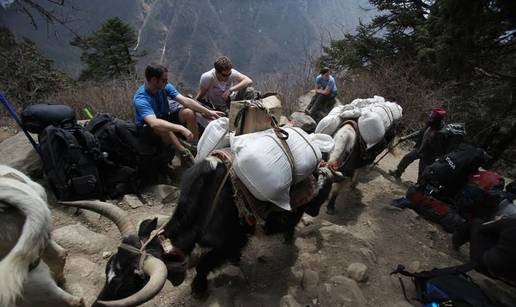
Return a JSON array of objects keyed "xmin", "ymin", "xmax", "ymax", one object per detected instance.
[
  {"xmin": 195, "ymin": 56, "xmax": 254, "ymax": 114},
  {"xmin": 133, "ymin": 63, "xmax": 223, "ymax": 166},
  {"xmin": 305, "ymin": 67, "xmax": 338, "ymax": 122}
]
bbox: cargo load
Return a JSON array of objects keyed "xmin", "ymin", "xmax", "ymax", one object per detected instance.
[
  {"xmin": 315, "ymin": 95, "xmax": 402, "ymax": 148},
  {"xmin": 228, "ymin": 95, "xmax": 282, "ymax": 135},
  {"xmin": 230, "ymin": 127, "xmax": 334, "ymax": 210}
]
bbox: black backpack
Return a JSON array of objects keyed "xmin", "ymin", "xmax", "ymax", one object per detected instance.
[
  {"xmin": 391, "ymin": 263, "xmax": 503, "ymax": 307},
  {"xmin": 38, "ymin": 124, "xmax": 104, "ymax": 200},
  {"xmin": 84, "ymin": 113, "xmax": 174, "ymax": 188},
  {"xmin": 419, "ymin": 145, "xmax": 487, "ymax": 198}
]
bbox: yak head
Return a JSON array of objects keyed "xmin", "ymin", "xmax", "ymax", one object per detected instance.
[{"xmin": 60, "ymin": 201, "xmax": 167, "ymax": 307}]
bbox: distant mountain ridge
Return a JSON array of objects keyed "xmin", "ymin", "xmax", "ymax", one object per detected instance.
[{"xmin": 0, "ymin": 0, "xmax": 375, "ymax": 87}]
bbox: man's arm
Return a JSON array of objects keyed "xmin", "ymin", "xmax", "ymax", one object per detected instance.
[
  {"xmin": 195, "ymin": 84, "xmax": 209, "ymax": 101},
  {"xmin": 316, "ymin": 85, "xmax": 331, "ymax": 95},
  {"xmin": 143, "ymin": 114, "xmax": 194, "ymax": 141},
  {"xmin": 175, "ymin": 94, "xmax": 224, "ymax": 119},
  {"xmin": 229, "ymin": 73, "xmax": 253, "ymax": 92}
]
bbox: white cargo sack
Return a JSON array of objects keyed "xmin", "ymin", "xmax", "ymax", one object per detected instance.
[
  {"xmin": 315, "ymin": 113, "xmax": 341, "ymax": 135},
  {"xmin": 231, "ymin": 127, "xmax": 332, "ymax": 210},
  {"xmin": 358, "ymin": 109, "xmax": 385, "ymax": 149},
  {"xmin": 195, "ymin": 117, "xmax": 230, "ymax": 162}
]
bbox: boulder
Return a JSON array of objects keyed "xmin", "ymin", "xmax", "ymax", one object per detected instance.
[
  {"xmin": 0, "ymin": 132, "xmax": 42, "ymax": 177},
  {"xmin": 296, "ymin": 92, "xmax": 315, "ymax": 111},
  {"xmin": 289, "ymin": 112, "xmax": 316, "ymax": 133},
  {"xmin": 52, "ymin": 224, "xmax": 117, "ymax": 255},
  {"xmin": 319, "ymin": 275, "xmax": 366, "ymax": 307},
  {"xmin": 122, "ymin": 194, "xmax": 143, "ymax": 209},
  {"xmin": 64, "ymin": 256, "xmax": 104, "ymax": 306},
  {"xmin": 347, "ymin": 262, "xmax": 369, "ymax": 282}
]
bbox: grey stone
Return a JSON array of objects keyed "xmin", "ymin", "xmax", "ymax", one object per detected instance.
[
  {"xmin": 122, "ymin": 194, "xmax": 143, "ymax": 209},
  {"xmin": 65, "ymin": 256, "xmax": 104, "ymax": 307},
  {"xmin": 296, "ymin": 92, "xmax": 315, "ymax": 111},
  {"xmin": 359, "ymin": 247, "xmax": 377, "ymax": 264},
  {"xmin": 302, "ymin": 269, "xmax": 319, "ymax": 295},
  {"xmin": 280, "ymin": 295, "xmax": 301, "ymax": 307},
  {"xmin": 408, "ymin": 261, "xmax": 420, "ymax": 272},
  {"xmin": 290, "ymin": 111, "xmax": 316, "ymax": 133},
  {"xmin": 0, "ymin": 132, "xmax": 42, "ymax": 177},
  {"xmin": 53, "ymin": 224, "xmax": 117, "ymax": 255},
  {"xmin": 79, "ymin": 209, "xmax": 101, "ymax": 225},
  {"xmin": 347, "ymin": 262, "xmax": 369, "ymax": 282},
  {"xmin": 320, "ymin": 275, "xmax": 366, "ymax": 307},
  {"xmin": 145, "ymin": 184, "xmax": 178, "ymax": 203},
  {"xmin": 319, "ymin": 224, "xmax": 350, "ymax": 242}
]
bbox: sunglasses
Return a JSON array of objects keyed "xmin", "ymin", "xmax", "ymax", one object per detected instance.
[{"xmin": 218, "ymin": 71, "xmax": 231, "ymax": 78}]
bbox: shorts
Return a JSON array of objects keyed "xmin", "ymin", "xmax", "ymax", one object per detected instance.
[{"xmin": 140, "ymin": 109, "xmax": 183, "ymax": 136}]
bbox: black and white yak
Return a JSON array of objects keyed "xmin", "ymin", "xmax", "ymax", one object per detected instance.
[
  {"xmin": 325, "ymin": 121, "xmax": 399, "ymax": 214},
  {"xmin": 0, "ymin": 165, "xmax": 84, "ymax": 307},
  {"xmin": 61, "ymin": 154, "xmax": 335, "ymax": 306}
]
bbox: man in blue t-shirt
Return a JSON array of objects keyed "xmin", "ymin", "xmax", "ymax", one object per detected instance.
[
  {"xmin": 305, "ymin": 67, "xmax": 338, "ymax": 122},
  {"xmin": 133, "ymin": 63, "xmax": 223, "ymax": 165}
]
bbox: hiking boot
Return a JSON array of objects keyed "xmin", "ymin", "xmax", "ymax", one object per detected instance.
[{"xmin": 179, "ymin": 148, "xmax": 195, "ymax": 168}]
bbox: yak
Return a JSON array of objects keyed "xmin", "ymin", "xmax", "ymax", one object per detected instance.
[
  {"xmin": 325, "ymin": 121, "xmax": 399, "ymax": 214},
  {"xmin": 0, "ymin": 165, "xmax": 84, "ymax": 307},
  {"xmin": 61, "ymin": 154, "xmax": 335, "ymax": 306}
]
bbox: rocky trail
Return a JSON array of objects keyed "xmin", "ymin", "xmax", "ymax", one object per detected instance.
[{"xmin": 1, "ymin": 127, "xmax": 516, "ymax": 307}]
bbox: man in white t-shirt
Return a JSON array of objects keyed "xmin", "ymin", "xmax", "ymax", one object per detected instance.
[{"xmin": 196, "ymin": 56, "xmax": 253, "ymax": 113}]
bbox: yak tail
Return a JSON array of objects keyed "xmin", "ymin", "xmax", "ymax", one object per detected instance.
[{"xmin": 0, "ymin": 177, "xmax": 51, "ymax": 307}]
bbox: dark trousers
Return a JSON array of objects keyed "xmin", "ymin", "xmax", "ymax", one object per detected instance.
[
  {"xmin": 395, "ymin": 149, "xmax": 419, "ymax": 176},
  {"xmin": 306, "ymin": 92, "xmax": 337, "ymax": 122}
]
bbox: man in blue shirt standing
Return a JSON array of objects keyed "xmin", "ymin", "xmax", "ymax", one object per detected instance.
[
  {"xmin": 133, "ymin": 63, "xmax": 223, "ymax": 166},
  {"xmin": 305, "ymin": 67, "xmax": 338, "ymax": 122}
]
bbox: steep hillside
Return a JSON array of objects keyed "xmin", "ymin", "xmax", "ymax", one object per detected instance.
[{"xmin": 0, "ymin": 0, "xmax": 375, "ymax": 86}]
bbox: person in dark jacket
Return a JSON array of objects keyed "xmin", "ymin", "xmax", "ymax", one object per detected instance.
[{"xmin": 416, "ymin": 108, "xmax": 449, "ymax": 179}]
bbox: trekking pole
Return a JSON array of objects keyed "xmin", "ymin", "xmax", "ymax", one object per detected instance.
[
  {"xmin": 0, "ymin": 91, "xmax": 42, "ymax": 158},
  {"xmin": 372, "ymin": 131, "xmax": 418, "ymax": 166}
]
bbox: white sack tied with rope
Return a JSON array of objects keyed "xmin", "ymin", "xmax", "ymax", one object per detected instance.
[
  {"xmin": 230, "ymin": 127, "xmax": 334, "ymax": 211},
  {"xmin": 195, "ymin": 117, "xmax": 231, "ymax": 162},
  {"xmin": 315, "ymin": 95, "xmax": 402, "ymax": 148}
]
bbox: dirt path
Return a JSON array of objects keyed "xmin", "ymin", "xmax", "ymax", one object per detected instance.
[{"xmin": 48, "ymin": 148, "xmax": 515, "ymax": 306}]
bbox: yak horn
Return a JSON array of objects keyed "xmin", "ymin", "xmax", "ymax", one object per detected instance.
[
  {"xmin": 96, "ymin": 255, "xmax": 168, "ymax": 307},
  {"xmin": 59, "ymin": 200, "xmax": 136, "ymax": 238}
]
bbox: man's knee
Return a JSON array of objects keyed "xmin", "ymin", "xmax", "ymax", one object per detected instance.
[{"xmin": 179, "ymin": 108, "xmax": 195, "ymax": 123}]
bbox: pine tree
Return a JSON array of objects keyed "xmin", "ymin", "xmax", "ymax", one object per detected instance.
[
  {"xmin": 0, "ymin": 27, "xmax": 71, "ymax": 108},
  {"xmin": 71, "ymin": 17, "xmax": 137, "ymax": 81}
]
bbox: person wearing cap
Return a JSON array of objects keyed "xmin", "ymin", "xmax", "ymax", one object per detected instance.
[
  {"xmin": 305, "ymin": 67, "xmax": 338, "ymax": 122},
  {"xmin": 196, "ymin": 56, "xmax": 253, "ymax": 113},
  {"xmin": 415, "ymin": 108, "xmax": 448, "ymax": 179}
]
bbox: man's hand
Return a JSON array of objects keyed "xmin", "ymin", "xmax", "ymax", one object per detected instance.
[
  {"xmin": 180, "ymin": 127, "xmax": 194, "ymax": 141},
  {"xmin": 222, "ymin": 90, "xmax": 231, "ymax": 100},
  {"xmin": 204, "ymin": 110, "xmax": 224, "ymax": 119}
]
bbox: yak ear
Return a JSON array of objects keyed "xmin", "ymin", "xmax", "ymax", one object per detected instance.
[{"xmin": 138, "ymin": 217, "xmax": 158, "ymax": 239}]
